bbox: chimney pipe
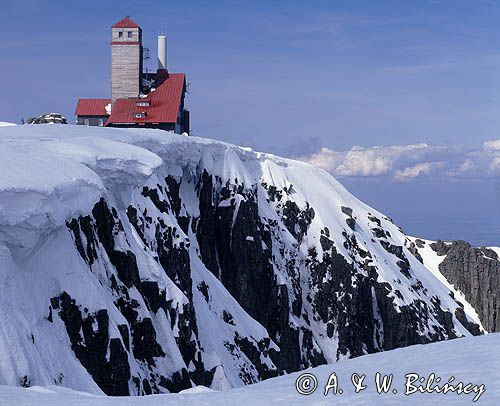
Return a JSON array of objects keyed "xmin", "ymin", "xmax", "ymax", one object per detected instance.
[{"xmin": 157, "ymin": 35, "xmax": 167, "ymax": 71}]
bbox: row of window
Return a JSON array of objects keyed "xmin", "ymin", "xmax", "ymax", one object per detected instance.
[
  {"xmin": 83, "ymin": 118, "xmax": 105, "ymax": 126},
  {"xmin": 82, "ymin": 115, "xmax": 146, "ymax": 124},
  {"xmin": 118, "ymin": 31, "xmax": 134, "ymax": 38}
]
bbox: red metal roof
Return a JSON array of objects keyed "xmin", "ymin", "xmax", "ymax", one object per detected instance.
[
  {"xmin": 75, "ymin": 99, "xmax": 111, "ymax": 116},
  {"xmin": 106, "ymin": 73, "xmax": 185, "ymax": 125},
  {"xmin": 112, "ymin": 16, "xmax": 140, "ymax": 29}
]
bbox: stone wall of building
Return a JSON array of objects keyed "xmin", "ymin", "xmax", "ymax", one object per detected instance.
[{"xmin": 111, "ymin": 27, "xmax": 141, "ymax": 102}]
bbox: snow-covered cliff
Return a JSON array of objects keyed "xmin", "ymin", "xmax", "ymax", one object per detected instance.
[{"xmin": 0, "ymin": 125, "xmax": 493, "ymax": 395}]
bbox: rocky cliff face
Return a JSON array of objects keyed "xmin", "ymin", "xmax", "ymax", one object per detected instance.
[
  {"xmin": 417, "ymin": 240, "xmax": 499, "ymax": 333},
  {"xmin": 0, "ymin": 126, "xmax": 491, "ymax": 396}
]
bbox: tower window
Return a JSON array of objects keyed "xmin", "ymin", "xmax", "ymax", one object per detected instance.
[
  {"xmin": 118, "ymin": 31, "xmax": 123, "ymax": 37},
  {"xmin": 128, "ymin": 31, "xmax": 133, "ymax": 38}
]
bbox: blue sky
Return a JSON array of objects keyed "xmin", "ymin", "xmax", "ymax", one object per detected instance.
[{"xmin": 0, "ymin": 0, "xmax": 499, "ymax": 244}]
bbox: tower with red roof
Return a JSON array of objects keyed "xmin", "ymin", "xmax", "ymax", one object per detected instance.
[{"xmin": 111, "ymin": 16, "xmax": 143, "ymax": 102}]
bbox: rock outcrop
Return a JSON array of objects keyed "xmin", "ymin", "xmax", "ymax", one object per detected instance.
[{"xmin": 430, "ymin": 240, "xmax": 499, "ymax": 332}]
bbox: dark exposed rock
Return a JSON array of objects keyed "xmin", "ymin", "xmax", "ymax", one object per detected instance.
[
  {"xmin": 198, "ymin": 281, "xmax": 210, "ymax": 303},
  {"xmin": 155, "ymin": 221, "xmax": 192, "ymax": 298},
  {"xmin": 281, "ymin": 201, "xmax": 315, "ymax": 243},
  {"xmin": 266, "ymin": 284, "xmax": 308, "ymax": 372},
  {"xmin": 196, "ymin": 170, "xmax": 220, "ymax": 277},
  {"xmin": 165, "ymin": 176, "xmax": 182, "ymax": 216},
  {"xmin": 431, "ymin": 240, "xmax": 499, "ymax": 332},
  {"xmin": 118, "ymin": 324, "xmax": 130, "ymax": 351},
  {"xmin": 380, "ymin": 241, "xmax": 411, "ymax": 278},
  {"xmin": 262, "ymin": 183, "xmax": 283, "ymax": 202},
  {"xmin": 174, "ymin": 303, "xmax": 205, "ymax": 383},
  {"xmin": 66, "ymin": 216, "xmax": 97, "ymax": 265},
  {"xmin": 142, "ymin": 379, "xmax": 152, "ymax": 395},
  {"xmin": 455, "ymin": 307, "xmax": 481, "ymax": 336},
  {"xmin": 430, "ymin": 297, "xmax": 457, "ymax": 340},
  {"xmin": 380, "ymin": 241, "xmax": 404, "ymax": 260},
  {"xmin": 341, "ymin": 206, "xmax": 353, "ymax": 217},
  {"xmin": 20, "ymin": 375, "xmax": 31, "ymax": 388},
  {"xmin": 209, "ymin": 186, "xmax": 275, "ymax": 327},
  {"xmin": 406, "ymin": 240, "xmax": 424, "ymax": 263},
  {"xmin": 92, "ymin": 199, "xmax": 140, "ymax": 288},
  {"xmin": 159, "ymin": 370, "xmax": 192, "ymax": 393},
  {"xmin": 142, "ymin": 186, "xmax": 170, "ymax": 213},
  {"xmin": 346, "ymin": 218, "xmax": 356, "ymax": 230},
  {"xmin": 320, "ymin": 234, "xmax": 334, "ymax": 251},
  {"xmin": 108, "ymin": 338, "xmax": 131, "ymax": 394},
  {"xmin": 372, "ymin": 228, "xmax": 387, "ymax": 239},
  {"xmin": 367, "ymin": 215, "xmax": 381, "ymax": 226},
  {"xmin": 414, "ymin": 238, "xmax": 425, "ymax": 248},
  {"xmin": 126, "ymin": 206, "xmax": 144, "ymax": 242},
  {"xmin": 223, "ymin": 202, "xmax": 272, "ymax": 320},
  {"xmin": 131, "ymin": 318, "xmax": 165, "ymax": 366},
  {"xmin": 53, "ymin": 292, "xmax": 131, "ymax": 396},
  {"xmin": 261, "ymin": 183, "xmax": 314, "ymax": 243},
  {"xmin": 234, "ymin": 333, "xmax": 279, "ymax": 380},
  {"xmin": 223, "ymin": 310, "xmax": 235, "ymax": 325},
  {"xmin": 308, "ymin": 244, "xmax": 380, "ymax": 358},
  {"xmin": 66, "ymin": 219, "xmax": 87, "ymax": 262},
  {"xmin": 397, "ymin": 260, "xmax": 412, "ymax": 279},
  {"xmin": 140, "ymin": 281, "xmax": 166, "ymax": 313}
]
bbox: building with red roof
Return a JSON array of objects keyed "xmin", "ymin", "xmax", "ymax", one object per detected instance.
[
  {"xmin": 75, "ymin": 17, "xmax": 189, "ymax": 134},
  {"xmin": 111, "ymin": 16, "xmax": 140, "ymax": 29}
]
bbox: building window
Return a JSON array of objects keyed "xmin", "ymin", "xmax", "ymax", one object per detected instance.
[
  {"xmin": 128, "ymin": 31, "xmax": 133, "ymax": 38},
  {"xmin": 136, "ymin": 101, "xmax": 150, "ymax": 106},
  {"xmin": 98, "ymin": 118, "xmax": 104, "ymax": 126},
  {"xmin": 118, "ymin": 31, "xmax": 123, "ymax": 38},
  {"xmin": 133, "ymin": 113, "xmax": 146, "ymax": 119},
  {"xmin": 83, "ymin": 118, "xmax": 90, "ymax": 126}
]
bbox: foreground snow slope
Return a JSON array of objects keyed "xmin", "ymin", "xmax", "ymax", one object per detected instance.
[
  {"xmin": 0, "ymin": 125, "xmax": 495, "ymax": 395},
  {"xmin": 1, "ymin": 333, "xmax": 498, "ymax": 405}
]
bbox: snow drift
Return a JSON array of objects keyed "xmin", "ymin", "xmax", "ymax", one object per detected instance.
[
  {"xmin": 0, "ymin": 125, "xmax": 495, "ymax": 395},
  {"xmin": 0, "ymin": 333, "xmax": 498, "ymax": 405}
]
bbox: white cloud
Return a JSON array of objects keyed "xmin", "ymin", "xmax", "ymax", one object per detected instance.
[
  {"xmin": 484, "ymin": 139, "xmax": 500, "ymax": 150},
  {"xmin": 298, "ymin": 139, "xmax": 500, "ymax": 181},
  {"xmin": 488, "ymin": 156, "xmax": 500, "ymax": 176},
  {"xmin": 395, "ymin": 162, "xmax": 443, "ymax": 181}
]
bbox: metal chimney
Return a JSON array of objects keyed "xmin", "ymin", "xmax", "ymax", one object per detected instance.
[{"xmin": 157, "ymin": 35, "xmax": 167, "ymax": 71}]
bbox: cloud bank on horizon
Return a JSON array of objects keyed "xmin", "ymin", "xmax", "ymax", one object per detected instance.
[{"xmin": 298, "ymin": 139, "xmax": 500, "ymax": 181}]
